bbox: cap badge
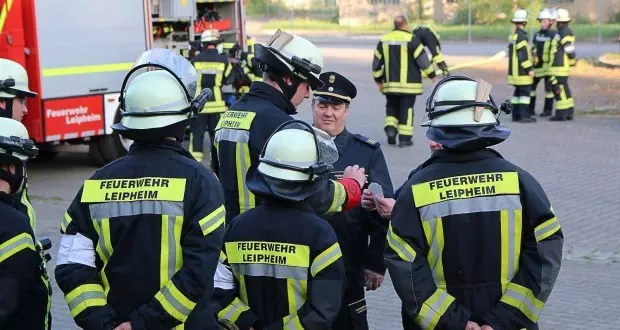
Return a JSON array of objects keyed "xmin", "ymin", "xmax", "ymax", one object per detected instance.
[{"xmin": 329, "ymin": 75, "xmax": 335, "ymax": 84}]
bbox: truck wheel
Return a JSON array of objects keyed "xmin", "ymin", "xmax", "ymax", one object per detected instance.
[
  {"xmin": 88, "ymin": 140, "xmax": 107, "ymax": 167},
  {"xmin": 97, "ymin": 106, "xmax": 132, "ymax": 163}
]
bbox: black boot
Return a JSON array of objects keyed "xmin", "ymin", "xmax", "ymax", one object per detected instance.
[
  {"xmin": 385, "ymin": 126, "xmax": 397, "ymax": 145},
  {"xmin": 398, "ymin": 135, "xmax": 413, "ymax": 147},
  {"xmin": 540, "ymin": 98, "xmax": 553, "ymax": 116},
  {"xmin": 528, "ymin": 96, "xmax": 536, "ymax": 116}
]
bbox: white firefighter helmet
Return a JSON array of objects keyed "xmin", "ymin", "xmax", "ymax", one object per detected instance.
[
  {"xmin": 0, "ymin": 117, "xmax": 38, "ymax": 194},
  {"xmin": 511, "ymin": 9, "xmax": 529, "ymax": 23},
  {"xmin": 257, "ymin": 120, "xmax": 338, "ymax": 182},
  {"xmin": 549, "ymin": 8, "xmax": 559, "ymax": 21},
  {"xmin": 113, "ymin": 48, "xmax": 210, "ymax": 135},
  {"xmin": 422, "ymin": 77, "xmax": 506, "ymax": 127},
  {"xmin": 556, "ymin": 8, "xmax": 571, "ymax": 22},
  {"xmin": 537, "ymin": 8, "xmax": 553, "ymax": 21},
  {"xmin": 201, "ymin": 29, "xmax": 220, "ymax": 43},
  {"xmin": 0, "ymin": 59, "xmax": 37, "ymax": 99},
  {"xmin": 255, "ymin": 29, "xmax": 324, "ymax": 89}
]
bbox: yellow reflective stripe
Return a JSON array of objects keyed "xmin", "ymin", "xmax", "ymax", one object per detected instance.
[
  {"xmin": 217, "ymin": 297, "xmax": 250, "ymax": 323},
  {"xmin": 387, "ymin": 224, "xmax": 417, "ymax": 262},
  {"xmin": 500, "ymin": 210, "xmax": 522, "ymax": 292},
  {"xmin": 65, "ymin": 284, "xmax": 106, "ymax": 318},
  {"xmin": 384, "ymin": 116, "xmax": 398, "ymax": 127},
  {"xmin": 422, "ymin": 66, "xmax": 434, "ymax": 75},
  {"xmin": 287, "ymin": 278, "xmax": 306, "ymax": 314},
  {"xmin": 400, "ymin": 44, "xmax": 408, "ymax": 85},
  {"xmin": 238, "ymin": 275, "xmax": 249, "ymax": 303},
  {"xmin": 226, "ymin": 241, "xmax": 311, "ymax": 267},
  {"xmin": 373, "ymin": 69, "xmax": 384, "ymax": 78},
  {"xmin": 160, "ymin": 215, "xmax": 184, "ymax": 288},
  {"xmin": 516, "ymin": 40, "xmax": 529, "ymax": 49},
  {"xmin": 327, "ymin": 181, "xmax": 346, "ymax": 213},
  {"xmin": 81, "ymin": 178, "xmax": 187, "ymax": 203},
  {"xmin": 310, "ymin": 242, "xmax": 342, "ymax": 277},
  {"xmin": 0, "ymin": 232, "xmax": 35, "ymax": 264},
  {"xmin": 412, "ymin": 172, "xmax": 520, "ymax": 207},
  {"xmin": 500, "ymin": 282, "xmax": 545, "ymax": 323},
  {"xmin": 535, "ymin": 217, "xmax": 560, "ymax": 242},
  {"xmin": 194, "ymin": 62, "xmax": 226, "ymax": 71},
  {"xmin": 216, "ymin": 111, "xmax": 256, "ymax": 130},
  {"xmin": 41, "ymin": 274, "xmax": 51, "ymax": 329},
  {"xmin": 21, "ymin": 188, "xmax": 37, "ymax": 231},
  {"xmin": 561, "ymin": 35, "xmax": 575, "ymax": 44},
  {"xmin": 414, "ymin": 289, "xmax": 456, "ymax": 330},
  {"xmin": 219, "ymin": 251, "xmax": 227, "ymax": 263},
  {"xmin": 422, "ymin": 218, "xmax": 446, "ymax": 289},
  {"xmin": 382, "ymin": 42, "xmax": 390, "ymax": 81},
  {"xmin": 224, "ymin": 63, "xmax": 233, "ymax": 78},
  {"xmin": 432, "ymin": 51, "xmax": 444, "ymax": 64},
  {"xmin": 42, "ymin": 62, "xmax": 134, "ymax": 77},
  {"xmin": 199, "ymin": 205, "xmax": 225, "ymax": 236},
  {"xmin": 93, "ymin": 218, "xmax": 113, "ymax": 264},
  {"xmin": 398, "ymin": 124, "xmax": 413, "ymax": 135},
  {"xmin": 413, "ymin": 44, "xmax": 424, "ymax": 58},
  {"xmin": 155, "ymin": 281, "xmax": 197, "ymax": 323},
  {"xmin": 374, "ymin": 49, "xmax": 382, "ymax": 60},
  {"xmin": 522, "ymin": 60, "xmax": 532, "ymax": 69},
  {"xmin": 0, "ymin": 0, "xmax": 15, "ymax": 34},
  {"xmin": 61, "ymin": 212, "xmax": 73, "ymax": 234},
  {"xmin": 235, "ymin": 143, "xmax": 255, "ymax": 214},
  {"xmin": 283, "ymin": 314, "xmax": 304, "ymax": 329}
]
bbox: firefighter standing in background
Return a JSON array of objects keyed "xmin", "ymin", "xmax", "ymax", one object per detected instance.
[
  {"xmin": 213, "ymin": 120, "xmax": 345, "ymax": 329},
  {"xmin": 55, "ymin": 49, "xmax": 225, "ymax": 330},
  {"xmin": 548, "ymin": 8, "xmax": 576, "ymax": 121},
  {"xmin": 508, "ymin": 9, "xmax": 537, "ymax": 123},
  {"xmin": 372, "ymin": 16, "xmax": 436, "ymax": 147},
  {"xmin": 212, "ymin": 29, "xmax": 367, "ymax": 224},
  {"xmin": 413, "ymin": 25, "xmax": 450, "ymax": 77},
  {"xmin": 378, "ymin": 76, "xmax": 563, "ymax": 329},
  {"xmin": 189, "ymin": 29, "xmax": 233, "ymax": 162},
  {"xmin": 241, "ymin": 36, "xmax": 264, "ymax": 89},
  {"xmin": 529, "ymin": 8, "xmax": 557, "ymax": 117},
  {"xmin": 0, "ymin": 118, "xmax": 51, "ymax": 330},
  {"xmin": 311, "ymin": 71, "xmax": 394, "ymax": 329}
]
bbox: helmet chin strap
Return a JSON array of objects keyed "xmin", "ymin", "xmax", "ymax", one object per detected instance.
[
  {"xmin": 0, "ymin": 167, "xmax": 25, "ymax": 194},
  {"xmin": 274, "ymin": 75, "xmax": 302, "ymax": 103},
  {"xmin": 0, "ymin": 99, "xmax": 13, "ymax": 119}
]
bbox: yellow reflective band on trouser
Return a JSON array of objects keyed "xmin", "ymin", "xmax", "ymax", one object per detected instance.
[
  {"xmin": 414, "ymin": 289, "xmax": 456, "ymax": 330},
  {"xmin": 310, "ymin": 242, "xmax": 342, "ymax": 277},
  {"xmin": 65, "ymin": 284, "xmax": 106, "ymax": 318},
  {"xmin": 61, "ymin": 212, "xmax": 73, "ymax": 234},
  {"xmin": 374, "ymin": 49, "xmax": 382, "ymax": 60},
  {"xmin": 81, "ymin": 178, "xmax": 187, "ymax": 203},
  {"xmin": 199, "ymin": 205, "xmax": 225, "ymax": 236},
  {"xmin": 500, "ymin": 282, "xmax": 545, "ymax": 323},
  {"xmin": 511, "ymin": 96, "xmax": 531, "ymax": 105},
  {"xmin": 500, "ymin": 209, "xmax": 522, "ymax": 292},
  {"xmin": 384, "ymin": 116, "xmax": 398, "ymax": 128},
  {"xmin": 42, "ymin": 63, "xmax": 134, "ymax": 77},
  {"xmin": 422, "ymin": 218, "xmax": 446, "ymax": 288},
  {"xmin": 508, "ymin": 76, "xmax": 533, "ymax": 86},
  {"xmin": 283, "ymin": 314, "xmax": 304, "ymax": 329},
  {"xmin": 226, "ymin": 241, "xmax": 311, "ymax": 267},
  {"xmin": 21, "ymin": 188, "xmax": 37, "ymax": 231},
  {"xmin": 160, "ymin": 215, "xmax": 184, "ymax": 288},
  {"xmin": 556, "ymin": 86, "xmax": 574, "ymax": 111},
  {"xmin": 155, "ymin": 281, "xmax": 197, "ymax": 323},
  {"xmin": 0, "ymin": 232, "xmax": 35, "ymax": 264},
  {"xmin": 218, "ymin": 297, "xmax": 250, "ymax": 323},
  {"xmin": 327, "ymin": 181, "xmax": 346, "ymax": 213},
  {"xmin": 382, "ymin": 82, "xmax": 422, "ymax": 95},
  {"xmin": 398, "ymin": 107, "xmax": 413, "ymax": 136},
  {"xmin": 387, "ymin": 224, "xmax": 417, "ymax": 262},
  {"xmin": 412, "ymin": 172, "xmax": 520, "ymax": 208},
  {"xmin": 535, "ymin": 217, "xmax": 560, "ymax": 242}
]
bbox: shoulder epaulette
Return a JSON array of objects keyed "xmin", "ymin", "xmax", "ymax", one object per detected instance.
[{"xmin": 354, "ymin": 134, "xmax": 380, "ymax": 148}]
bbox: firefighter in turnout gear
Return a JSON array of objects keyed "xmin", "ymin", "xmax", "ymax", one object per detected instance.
[
  {"xmin": 312, "ymin": 72, "xmax": 394, "ymax": 329},
  {"xmin": 530, "ymin": 8, "xmax": 557, "ymax": 117},
  {"xmin": 0, "ymin": 59, "xmax": 40, "ymax": 233},
  {"xmin": 548, "ymin": 8, "xmax": 576, "ymax": 121},
  {"xmin": 189, "ymin": 29, "xmax": 233, "ymax": 162},
  {"xmin": 373, "ymin": 16, "xmax": 436, "ymax": 147},
  {"xmin": 413, "ymin": 25, "xmax": 449, "ymax": 77},
  {"xmin": 213, "ymin": 120, "xmax": 345, "ymax": 330},
  {"xmin": 0, "ymin": 118, "xmax": 51, "ymax": 330},
  {"xmin": 212, "ymin": 29, "xmax": 367, "ymax": 224},
  {"xmin": 54, "ymin": 49, "xmax": 226, "ymax": 330},
  {"xmin": 242, "ymin": 37, "xmax": 264, "ymax": 86},
  {"xmin": 384, "ymin": 76, "xmax": 563, "ymax": 329},
  {"xmin": 508, "ymin": 9, "xmax": 536, "ymax": 123}
]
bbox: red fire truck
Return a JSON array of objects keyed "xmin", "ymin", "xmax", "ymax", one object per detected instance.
[{"xmin": 0, "ymin": 0, "xmax": 247, "ymax": 165}]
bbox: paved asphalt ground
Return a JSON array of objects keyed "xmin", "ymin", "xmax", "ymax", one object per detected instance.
[{"xmin": 28, "ymin": 40, "xmax": 620, "ymax": 329}]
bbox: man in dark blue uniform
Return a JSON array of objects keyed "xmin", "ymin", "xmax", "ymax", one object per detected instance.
[{"xmin": 312, "ymin": 72, "xmax": 394, "ymax": 329}]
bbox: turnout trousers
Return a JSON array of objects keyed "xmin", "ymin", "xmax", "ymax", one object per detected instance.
[
  {"xmin": 529, "ymin": 76, "xmax": 554, "ymax": 116},
  {"xmin": 332, "ymin": 286, "xmax": 369, "ymax": 330},
  {"xmin": 189, "ymin": 113, "xmax": 221, "ymax": 162},
  {"xmin": 551, "ymin": 76, "xmax": 575, "ymax": 119},
  {"xmin": 384, "ymin": 95, "xmax": 416, "ymax": 144},
  {"xmin": 511, "ymin": 85, "xmax": 532, "ymax": 121}
]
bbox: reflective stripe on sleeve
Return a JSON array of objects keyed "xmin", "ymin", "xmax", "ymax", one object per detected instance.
[
  {"xmin": 155, "ymin": 281, "xmax": 197, "ymax": 323},
  {"xmin": 414, "ymin": 289, "xmax": 456, "ymax": 330},
  {"xmin": 217, "ymin": 297, "xmax": 250, "ymax": 323},
  {"xmin": 386, "ymin": 224, "xmax": 417, "ymax": 262},
  {"xmin": 199, "ymin": 205, "xmax": 225, "ymax": 236},
  {"xmin": 535, "ymin": 217, "xmax": 561, "ymax": 242},
  {"xmin": 500, "ymin": 282, "xmax": 545, "ymax": 323},
  {"xmin": 0, "ymin": 232, "xmax": 36, "ymax": 264},
  {"xmin": 310, "ymin": 242, "xmax": 342, "ymax": 277},
  {"xmin": 61, "ymin": 212, "xmax": 73, "ymax": 233},
  {"xmin": 327, "ymin": 181, "xmax": 346, "ymax": 213},
  {"xmin": 65, "ymin": 284, "xmax": 106, "ymax": 318}
]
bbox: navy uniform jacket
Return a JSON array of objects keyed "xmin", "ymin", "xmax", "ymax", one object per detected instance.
[{"xmin": 322, "ymin": 129, "xmax": 394, "ymax": 287}]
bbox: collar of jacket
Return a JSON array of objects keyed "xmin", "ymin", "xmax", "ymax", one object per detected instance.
[
  {"xmin": 247, "ymin": 81, "xmax": 297, "ymax": 115},
  {"xmin": 423, "ymin": 148, "xmax": 505, "ymax": 167},
  {"xmin": 128, "ymin": 139, "xmax": 196, "ymax": 160},
  {"xmin": 0, "ymin": 191, "xmax": 17, "ymax": 207},
  {"xmin": 333, "ymin": 128, "xmax": 352, "ymax": 156}
]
